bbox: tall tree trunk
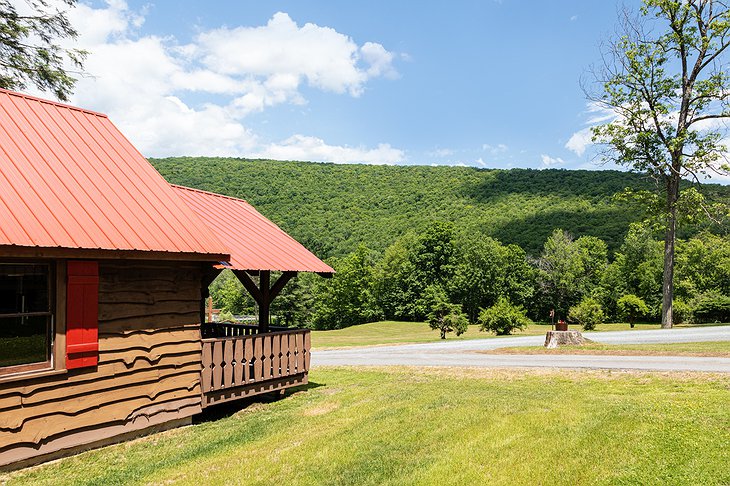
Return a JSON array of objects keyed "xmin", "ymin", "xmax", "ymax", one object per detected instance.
[{"xmin": 661, "ymin": 176, "xmax": 680, "ymax": 329}]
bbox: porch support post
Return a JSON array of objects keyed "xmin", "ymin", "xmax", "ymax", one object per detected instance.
[
  {"xmin": 233, "ymin": 270, "xmax": 297, "ymax": 333},
  {"xmin": 259, "ymin": 271, "xmax": 271, "ymax": 332}
]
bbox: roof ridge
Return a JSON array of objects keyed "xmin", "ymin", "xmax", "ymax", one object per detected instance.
[
  {"xmin": 170, "ymin": 184, "xmax": 251, "ymax": 204},
  {"xmin": 0, "ymin": 88, "xmax": 108, "ymax": 118}
]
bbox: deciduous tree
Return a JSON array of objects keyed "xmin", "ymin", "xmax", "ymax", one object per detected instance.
[{"xmin": 591, "ymin": 0, "xmax": 730, "ymax": 327}]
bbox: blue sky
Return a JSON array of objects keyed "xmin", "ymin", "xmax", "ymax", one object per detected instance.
[{"xmin": 61, "ymin": 0, "xmax": 651, "ymax": 172}]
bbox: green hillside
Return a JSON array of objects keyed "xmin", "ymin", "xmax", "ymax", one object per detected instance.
[{"xmin": 151, "ymin": 157, "xmax": 730, "ymax": 258}]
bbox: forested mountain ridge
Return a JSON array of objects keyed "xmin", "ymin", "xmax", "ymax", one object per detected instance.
[{"xmin": 151, "ymin": 157, "xmax": 730, "ymax": 258}]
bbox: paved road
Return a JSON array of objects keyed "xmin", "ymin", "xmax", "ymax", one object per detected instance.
[{"xmin": 312, "ymin": 325, "xmax": 730, "ymax": 372}]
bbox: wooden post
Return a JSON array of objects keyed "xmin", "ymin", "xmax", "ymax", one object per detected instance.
[{"xmin": 259, "ymin": 270, "xmax": 270, "ymax": 333}]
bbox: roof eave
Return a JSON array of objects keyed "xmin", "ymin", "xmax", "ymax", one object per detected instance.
[{"xmin": 0, "ymin": 245, "xmax": 230, "ymax": 263}]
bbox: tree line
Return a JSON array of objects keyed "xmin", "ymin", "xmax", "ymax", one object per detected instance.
[
  {"xmin": 212, "ymin": 222, "xmax": 730, "ymax": 334},
  {"xmin": 152, "ymin": 157, "xmax": 729, "ymax": 259}
]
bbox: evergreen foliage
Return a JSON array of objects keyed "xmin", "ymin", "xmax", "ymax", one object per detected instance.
[{"xmin": 0, "ymin": 0, "xmax": 87, "ymax": 100}]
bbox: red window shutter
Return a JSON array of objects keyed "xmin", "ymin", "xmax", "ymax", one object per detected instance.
[{"xmin": 66, "ymin": 261, "xmax": 99, "ymax": 370}]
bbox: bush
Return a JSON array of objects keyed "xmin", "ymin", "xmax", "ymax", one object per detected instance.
[
  {"xmin": 478, "ymin": 297, "xmax": 533, "ymax": 335},
  {"xmin": 692, "ymin": 294, "xmax": 730, "ymax": 323},
  {"xmin": 672, "ymin": 300, "xmax": 693, "ymax": 325},
  {"xmin": 568, "ymin": 297, "xmax": 605, "ymax": 331},
  {"xmin": 616, "ymin": 294, "xmax": 649, "ymax": 328},
  {"xmin": 427, "ymin": 292, "xmax": 469, "ymax": 339}
]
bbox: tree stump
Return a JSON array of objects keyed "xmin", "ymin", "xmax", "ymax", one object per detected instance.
[{"xmin": 544, "ymin": 330, "xmax": 586, "ymax": 349}]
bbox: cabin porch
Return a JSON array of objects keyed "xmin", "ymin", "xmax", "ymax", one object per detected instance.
[{"xmin": 200, "ymin": 321, "xmax": 311, "ymax": 408}]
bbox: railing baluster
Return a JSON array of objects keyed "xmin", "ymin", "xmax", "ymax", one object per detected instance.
[
  {"xmin": 212, "ymin": 340, "xmax": 223, "ymax": 390},
  {"xmin": 272, "ymin": 333, "xmax": 281, "ymax": 377},
  {"xmin": 201, "ymin": 341, "xmax": 212, "ymax": 392},
  {"xmin": 223, "ymin": 339, "xmax": 234, "ymax": 388}
]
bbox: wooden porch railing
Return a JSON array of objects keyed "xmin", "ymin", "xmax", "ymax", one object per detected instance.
[
  {"xmin": 200, "ymin": 328, "xmax": 310, "ymax": 407},
  {"xmin": 201, "ymin": 322, "xmax": 289, "ymax": 339}
]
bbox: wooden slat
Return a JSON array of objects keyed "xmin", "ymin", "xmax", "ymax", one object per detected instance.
[
  {"xmin": 304, "ymin": 331, "xmax": 311, "ymax": 371},
  {"xmin": 253, "ymin": 336, "xmax": 263, "ymax": 381},
  {"xmin": 233, "ymin": 339, "xmax": 244, "ymax": 387},
  {"xmin": 223, "ymin": 340, "xmax": 234, "ymax": 388},
  {"xmin": 272, "ymin": 334, "xmax": 281, "ymax": 378},
  {"xmin": 294, "ymin": 332, "xmax": 303, "ymax": 373},
  {"xmin": 212, "ymin": 340, "xmax": 223, "ymax": 391},
  {"xmin": 280, "ymin": 332, "xmax": 289, "ymax": 375},
  {"xmin": 287, "ymin": 333, "xmax": 295, "ymax": 374},
  {"xmin": 244, "ymin": 337, "xmax": 253, "ymax": 383},
  {"xmin": 263, "ymin": 336, "xmax": 272, "ymax": 379}
]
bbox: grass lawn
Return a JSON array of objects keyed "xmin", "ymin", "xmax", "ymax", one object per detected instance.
[
  {"xmin": 4, "ymin": 367, "xmax": 728, "ymax": 485},
  {"xmin": 488, "ymin": 340, "xmax": 730, "ymax": 357},
  {"xmin": 311, "ymin": 320, "xmax": 727, "ymax": 349}
]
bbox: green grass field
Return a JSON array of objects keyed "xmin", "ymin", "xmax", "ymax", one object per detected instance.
[
  {"xmin": 5, "ymin": 367, "xmax": 729, "ymax": 485},
  {"xmin": 488, "ymin": 340, "xmax": 730, "ymax": 356},
  {"xmin": 310, "ymin": 320, "xmax": 724, "ymax": 349}
]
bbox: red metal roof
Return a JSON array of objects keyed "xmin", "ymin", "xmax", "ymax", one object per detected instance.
[
  {"xmin": 172, "ymin": 185, "xmax": 334, "ymax": 274},
  {"xmin": 0, "ymin": 89, "xmax": 229, "ymax": 259}
]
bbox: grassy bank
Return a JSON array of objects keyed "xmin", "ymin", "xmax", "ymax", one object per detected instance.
[
  {"xmin": 5, "ymin": 367, "xmax": 729, "ymax": 485},
  {"xmin": 310, "ymin": 320, "xmax": 724, "ymax": 349},
  {"xmin": 488, "ymin": 340, "xmax": 730, "ymax": 357}
]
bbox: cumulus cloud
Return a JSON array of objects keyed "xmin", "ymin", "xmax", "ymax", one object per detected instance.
[
  {"xmin": 541, "ymin": 154, "xmax": 565, "ymax": 166},
  {"xmin": 565, "ymin": 102, "xmax": 617, "ymax": 156},
  {"xmin": 58, "ymin": 2, "xmax": 402, "ymax": 161},
  {"xmin": 256, "ymin": 135, "xmax": 404, "ymax": 164},
  {"xmin": 565, "ymin": 127, "xmax": 593, "ymax": 157}
]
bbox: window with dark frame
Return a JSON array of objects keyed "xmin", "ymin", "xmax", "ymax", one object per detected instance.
[{"xmin": 0, "ymin": 263, "xmax": 53, "ymax": 372}]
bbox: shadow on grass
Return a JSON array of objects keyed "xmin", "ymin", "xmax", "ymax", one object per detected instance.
[{"xmin": 193, "ymin": 381, "xmax": 325, "ymax": 424}]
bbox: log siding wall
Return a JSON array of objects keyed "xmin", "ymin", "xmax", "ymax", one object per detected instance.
[{"xmin": 0, "ymin": 260, "xmax": 205, "ymax": 468}]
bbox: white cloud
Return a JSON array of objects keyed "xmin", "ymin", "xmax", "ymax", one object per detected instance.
[
  {"xmin": 482, "ymin": 143, "xmax": 508, "ymax": 155},
  {"xmin": 570, "ymin": 15, "xmax": 578, "ymax": 21},
  {"xmin": 256, "ymin": 135, "xmax": 404, "ymax": 164},
  {"xmin": 57, "ymin": 2, "xmax": 403, "ymax": 160},
  {"xmin": 565, "ymin": 101, "xmax": 617, "ymax": 156},
  {"xmin": 541, "ymin": 154, "xmax": 565, "ymax": 166},
  {"xmin": 565, "ymin": 127, "xmax": 593, "ymax": 156}
]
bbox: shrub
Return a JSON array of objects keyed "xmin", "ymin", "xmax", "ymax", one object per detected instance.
[
  {"xmin": 616, "ymin": 294, "xmax": 649, "ymax": 328},
  {"xmin": 692, "ymin": 294, "xmax": 730, "ymax": 323},
  {"xmin": 427, "ymin": 292, "xmax": 469, "ymax": 339},
  {"xmin": 478, "ymin": 297, "xmax": 533, "ymax": 335},
  {"xmin": 568, "ymin": 297, "xmax": 605, "ymax": 331},
  {"xmin": 672, "ymin": 300, "xmax": 693, "ymax": 325}
]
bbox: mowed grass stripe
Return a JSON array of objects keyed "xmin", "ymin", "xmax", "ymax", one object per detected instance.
[{"xmin": 4, "ymin": 367, "xmax": 729, "ymax": 485}]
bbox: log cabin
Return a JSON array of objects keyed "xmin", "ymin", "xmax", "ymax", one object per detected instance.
[{"xmin": 0, "ymin": 89, "xmax": 333, "ymax": 469}]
